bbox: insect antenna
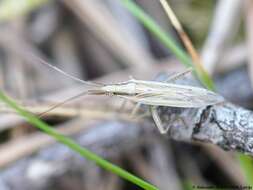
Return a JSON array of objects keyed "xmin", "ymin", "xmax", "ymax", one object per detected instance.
[
  {"xmin": 27, "ymin": 53, "xmax": 106, "ymax": 117},
  {"xmin": 29, "ymin": 53, "xmax": 104, "ymax": 88},
  {"xmin": 38, "ymin": 90, "xmax": 92, "ymax": 118},
  {"xmin": 37, "ymin": 87, "xmax": 106, "ymax": 118}
]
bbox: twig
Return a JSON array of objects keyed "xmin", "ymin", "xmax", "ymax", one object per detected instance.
[
  {"xmin": 0, "ymin": 26, "xmax": 71, "ymax": 92},
  {"xmin": 0, "ymin": 121, "xmax": 153, "ymax": 189},
  {"xmin": 159, "ymin": 0, "xmax": 210, "ymax": 82},
  {"xmin": 158, "ymin": 102, "xmax": 253, "ymax": 155},
  {"xmin": 203, "ymin": 144, "xmax": 245, "ymax": 185},
  {"xmin": 51, "ymin": 29, "xmax": 84, "ymax": 83},
  {"xmin": 129, "ymin": 139, "xmax": 181, "ymax": 190},
  {"xmin": 0, "ymin": 118, "xmax": 96, "ymax": 168},
  {"xmin": 217, "ymin": 44, "xmax": 247, "ymax": 73},
  {"xmin": 0, "ymin": 102, "xmax": 136, "ymax": 122},
  {"xmin": 202, "ymin": 0, "xmax": 242, "ymax": 74},
  {"xmin": 4, "ymin": 20, "xmax": 28, "ymax": 98},
  {"xmin": 147, "ymin": 139, "xmax": 181, "ymax": 190},
  {"xmin": 62, "ymin": 0, "xmax": 154, "ymax": 68},
  {"xmin": 245, "ymin": 0, "xmax": 253, "ymax": 88}
]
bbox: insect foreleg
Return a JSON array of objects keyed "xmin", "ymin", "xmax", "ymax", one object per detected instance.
[
  {"xmin": 131, "ymin": 102, "xmax": 142, "ymax": 117},
  {"xmin": 130, "ymin": 93, "xmax": 161, "ymax": 117}
]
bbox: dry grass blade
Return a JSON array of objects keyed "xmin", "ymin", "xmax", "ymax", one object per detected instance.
[
  {"xmin": 159, "ymin": 0, "xmax": 214, "ymax": 89},
  {"xmin": 202, "ymin": 0, "xmax": 242, "ymax": 74},
  {"xmin": 245, "ymin": 0, "xmax": 253, "ymax": 88},
  {"xmin": 0, "ymin": 119, "xmax": 94, "ymax": 168},
  {"xmin": 62, "ymin": 0, "xmax": 154, "ymax": 68}
]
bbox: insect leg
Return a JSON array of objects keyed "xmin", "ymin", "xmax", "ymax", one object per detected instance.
[
  {"xmin": 118, "ymin": 99, "xmax": 128, "ymax": 112},
  {"xmin": 130, "ymin": 92, "xmax": 159, "ymax": 117},
  {"xmin": 130, "ymin": 68, "xmax": 192, "ymax": 119},
  {"xmin": 131, "ymin": 102, "xmax": 142, "ymax": 117},
  {"xmin": 128, "ymin": 97, "xmax": 150, "ymax": 119},
  {"xmin": 165, "ymin": 67, "xmax": 193, "ymax": 82},
  {"xmin": 150, "ymin": 105, "xmax": 170, "ymax": 134}
]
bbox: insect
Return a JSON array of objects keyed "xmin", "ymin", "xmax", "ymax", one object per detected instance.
[{"xmin": 35, "ymin": 56, "xmax": 223, "ymax": 134}]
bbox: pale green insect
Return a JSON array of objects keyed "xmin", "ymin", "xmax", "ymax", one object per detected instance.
[
  {"xmin": 36, "ymin": 56, "xmax": 223, "ymax": 134},
  {"xmin": 100, "ymin": 79, "xmax": 221, "ymax": 107},
  {"xmin": 95, "ymin": 74, "xmax": 223, "ymax": 133}
]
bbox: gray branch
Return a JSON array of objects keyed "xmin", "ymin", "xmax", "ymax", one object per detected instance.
[{"xmin": 158, "ymin": 102, "xmax": 253, "ymax": 155}]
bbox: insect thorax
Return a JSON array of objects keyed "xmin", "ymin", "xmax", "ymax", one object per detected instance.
[{"xmin": 101, "ymin": 81, "xmax": 136, "ymax": 95}]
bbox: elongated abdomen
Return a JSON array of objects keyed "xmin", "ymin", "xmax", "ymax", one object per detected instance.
[{"xmin": 119, "ymin": 81, "xmax": 224, "ymax": 107}]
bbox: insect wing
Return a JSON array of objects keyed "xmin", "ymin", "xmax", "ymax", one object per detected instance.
[{"xmin": 119, "ymin": 81, "xmax": 223, "ymax": 108}]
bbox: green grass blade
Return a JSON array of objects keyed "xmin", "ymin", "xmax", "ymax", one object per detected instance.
[
  {"xmin": 182, "ymin": 180, "xmax": 194, "ymax": 190},
  {"xmin": 195, "ymin": 69, "xmax": 215, "ymax": 91},
  {"xmin": 120, "ymin": 0, "xmax": 191, "ymax": 67},
  {"xmin": 120, "ymin": 0, "xmax": 215, "ymax": 90},
  {"xmin": 237, "ymin": 153, "xmax": 253, "ymax": 187},
  {"xmin": 0, "ymin": 90, "xmax": 159, "ymax": 190}
]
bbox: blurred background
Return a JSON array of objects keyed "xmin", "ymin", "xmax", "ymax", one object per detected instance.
[{"xmin": 0, "ymin": 0, "xmax": 251, "ymax": 190}]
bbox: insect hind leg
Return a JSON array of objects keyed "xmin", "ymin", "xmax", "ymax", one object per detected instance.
[
  {"xmin": 165, "ymin": 67, "xmax": 193, "ymax": 82},
  {"xmin": 150, "ymin": 68, "xmax": 192, "ymax": 133},
  {"xmin": 150, "ymin": 106, "xmax": 187, "ymax": 134},
  {"xmin": 150, "ymin": 106, "xmax": 170, "ymax": 134}
]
